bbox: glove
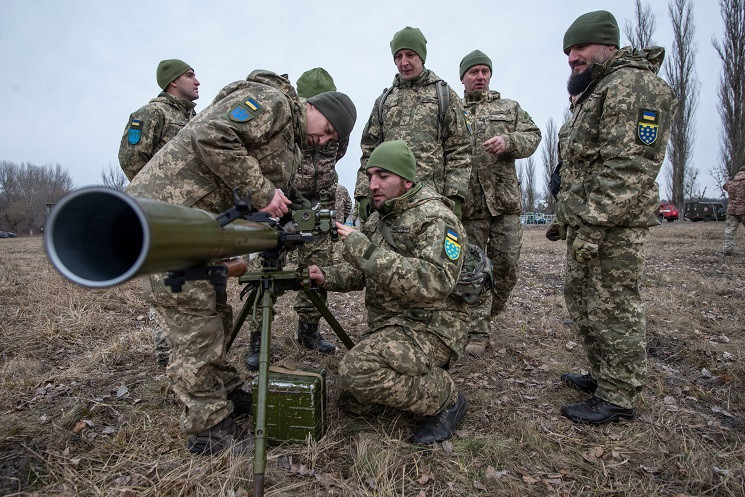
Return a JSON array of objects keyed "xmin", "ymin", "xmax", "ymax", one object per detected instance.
[
  {"xmin": 572, "ymin": 235, "xmax": 598, "ymax": 263},
  {"xmin": 545, "ymin": 219, "xmax": 567, "ymax": 241},
  {"xmin": 448, "ymin": 197, "xmax": 463, "ymax": 219},
  {"xmin": 288, "ymin": 186, "xmax": 312, "ymax": 211},
  {"xmin": 355, "ymin": 197, "xmax": 372, "ymax": 223}
]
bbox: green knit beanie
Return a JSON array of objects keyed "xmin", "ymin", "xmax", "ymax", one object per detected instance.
[
  {"xmin": 156, "ymin": 59, "xmax": 192, "ymax": 90},
  {"xmin": 390, "ymin": 26, "xmax": 427, "ymax": 63},
  {"xmin": 459, "ymin": 50, "xmax": 492, "ymax": 80},
  {"xmin": 296, "ymin": 68, "xmax": 337, "ymax": 98},
  {"xmin": 366, "ymin": 140, "xmax": 417, "ymax": 183},
  {"xmin": 308, "ymin": 91, "xmax": 357, "ymax": 140},
  {"xmin": 563, "ymin": 10, "xmax": 620, "ymax": 54}
]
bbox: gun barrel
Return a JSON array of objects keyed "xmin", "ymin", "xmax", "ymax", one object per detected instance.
[{"xmin": 45, "ymin": 187, "xmax": 279, "ymax": 288}]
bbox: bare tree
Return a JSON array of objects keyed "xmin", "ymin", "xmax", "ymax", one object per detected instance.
[
  {"xmin": 541, "ymin": 118, "xmax": 559, "ymax": 213},
  {"xmin": 101, "ymin": 163, "xmax": 128, "ymax": 191},
  {"xmin": 519, "ymin": 157, "xmax": 537, "ymax": 213},
  {"xmin": 713, "ymin": 0, "xmax": 745, "ymax": 183},
  {"xmin": 624, "ymin": 0, "xmax": 657, "ymax": 50},
  {"xmin": 664, "ymin": 0, "xmax": 699, "ymax": 214}
]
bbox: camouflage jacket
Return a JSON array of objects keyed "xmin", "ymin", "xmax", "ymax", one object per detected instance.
[
  {"xmin": 462, "ymin": 90, "xmax": 541, "ymax": 217},
  {"xmin": 355, "ymin": 69, "xmax": 472, "ymax": 202},
  {"xmin": 724, "ymin": 170, "xmax": 745, "ymax": 216},
  {"xmin": 293, "ymin": 136, "xmax": 349, "ymax": 203},
  {"xmin": 118, "ymin": 92, "xmax": 196, "ymax": 180},
  {"xmin": 335, "ymin": 183, "xmax": 353, "ymax": 223},
  {"xmin": 557, "ymin": 47, "xmax": 678, "ymax": 243},
  {"xmin": 127, "ymin": 71, "xmax": 304, "ymax": 214},
  {"xmin": 321, "ymin": 184, "xmax": 468, "ymax": 359}
]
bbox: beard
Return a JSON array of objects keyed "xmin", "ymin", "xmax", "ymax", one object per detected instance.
[{"xmin": 567, "ymin": 66, "xmax": 594, "ymax": 96}]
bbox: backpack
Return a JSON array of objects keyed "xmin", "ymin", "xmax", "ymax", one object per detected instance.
[{"xmin": 376, "ymin": 79, "xmax": 451, "ymax": 145}]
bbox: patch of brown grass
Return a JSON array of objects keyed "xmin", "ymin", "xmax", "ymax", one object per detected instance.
[{"xmin": 1, "ymin": 222, "xmax": 744, "ymax": 496}]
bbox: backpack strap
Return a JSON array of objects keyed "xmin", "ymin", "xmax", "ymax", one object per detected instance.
[
  {"xmin": 434, "ymin": 80, "xmax": 450, "ymax": 143},
  {"xmin": 376, "ymin": 86, "xmax": 395, "ymax": 145}
]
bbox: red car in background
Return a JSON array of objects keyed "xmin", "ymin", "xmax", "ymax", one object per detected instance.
[{"xmin": 659, "ymin": 202, "xmax": 679, "ymax": 222}]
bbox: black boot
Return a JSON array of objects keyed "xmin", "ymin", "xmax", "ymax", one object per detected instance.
[
  {"xmin": 409, "ymin": 393, "xmax": 467, "ymax": 444},
  {"xmin": 297, "ymin": 322, "xmax": 336, "ymax": 354},
  {"xmin": 561, "ymin": 397, "xmax": 635, "ymax": 424},
  {"xmin": 560, "ymin": 372, "xmax": 598, "ymax": 394},
  {"xmin": 245, "ymin": 332, "xmax": 261, "ymax": 371}
]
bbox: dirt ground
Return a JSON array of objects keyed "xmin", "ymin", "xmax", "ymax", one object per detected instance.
[{"xmin": 1, "ymin": 221, "xmax": 743, "ymax": 496}]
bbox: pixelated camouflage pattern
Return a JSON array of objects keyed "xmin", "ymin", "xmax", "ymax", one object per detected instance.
[
  {"xmin": 722, "ymin": 214, "xmax": 743, "ymax": 253},
  {"xmin": 462, "ymin": 90, "xmax": 541, "ymax": 218},
  {"xmin": 293, "ymin": 137, "xmax": 348, "ymax": 202},
  {"xmin": 556, "ymin": 47, "xmax": 678, "ymax": 244},
  {"xmin": 127, "ymin": 71, "xmax": 304, "ymax": 213},
  {"xmin": 294, "ymin": 232, "xmax": 334, "ymax": 326},
  {"xmin": 564, "ymin": 226, "xmax": 649, "ymax": 408},
  {"xmin": 355, "ymin": 69, "xmax": 471, "ymax": 202},
  {"xmin": 322, "ymin": 184, "xmax": 468, "ymax": 356},
  {"xmin": 339, "ymin": 326, "xmax": 455, "ymax": 416},
  {"xmin": 463, "ymin": 214, "xmax": 522, "ymax": 338},
  {"xmin": 724, "ymin": 170, "xmax": 745, "ymax": 216},
  {"xmin": 118, "ymin": 92, "xmax": 196, "ymax": 180},
  {"xmin": 144, "ymin": 274, "xmax": 243, "ymax": 434},
  {"xmin": 335, "ymin": 183, "xmax": 353, "ymax": 224}
]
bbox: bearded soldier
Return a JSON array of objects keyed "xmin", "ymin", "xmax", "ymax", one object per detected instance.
[{"xmin": 556, "ymin": 11, "xmax": 677, "ymax": 424}]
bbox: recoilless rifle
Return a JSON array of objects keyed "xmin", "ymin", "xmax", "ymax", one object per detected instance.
[{"xmin": 45, "ymin": 187, "xmax": 353, "ymax": 497}]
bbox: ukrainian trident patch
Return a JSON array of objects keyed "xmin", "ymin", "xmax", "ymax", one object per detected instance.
[
  {"xmin": 637, "ymin": 109, "xmax": 659, "ymax": 146},
  {"xmin": 227, "ymin": 97, "xmax": 264, "ymax": 123},
  {"xmin": 127, "ymin": 119, "xmax": 142, "ymax": 145},
  {"xmin": 444, "ymin": 228, "xmax": 462, "ymax": 261}
]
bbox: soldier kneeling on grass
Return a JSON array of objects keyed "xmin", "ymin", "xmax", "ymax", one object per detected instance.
[{"xmin": 309, "ymin": 140, "xmax": 469, "ymax": 444}]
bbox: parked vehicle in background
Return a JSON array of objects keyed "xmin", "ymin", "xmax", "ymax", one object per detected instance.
[
  {"xmin": 0, "ymin": 231, "xmax": 18, "ymax": 238},
  {"xmin": 658, "ymin": 202, "xmax": 679, "ymax": 222},
  {"xmin": 684, "ymin": 202, "xmax": 726, "ymax": 222},
  {"xmin": 521, "ymin": 212, "xmax": 547, "ymax": 225}
]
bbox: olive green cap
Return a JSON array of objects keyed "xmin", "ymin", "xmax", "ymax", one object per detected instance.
[
  {"xmin": 308, "ymin": 91, "xmax": 357, "ymax": 141},
  {"xmin": 390, "ymin": 26, "xmax": 427, "ymax": 63},
  {"xmin": 156, "ymin": 59, "xmax": 192, "ymax": 90},
  {"xmin": 296, "ymin": 68, "xmax": 337, "ymax": 98},
  {"xmin": 563, "ymin": 10, "xmax": 620, "ymax": 54},
  {"xmin": 460, "ymin": 50, "xmax": 492, "ymax": 80},
  {"xmin": 366, "ymin": 140, "xmax": 417, "ymax": 183}
]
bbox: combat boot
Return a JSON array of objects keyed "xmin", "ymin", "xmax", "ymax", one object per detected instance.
[
  {"xmin": 409, "ymin": 393, "xmax": 467, "ymax": 444},
  {"xmin": 297, "ymin": 322, "xmax": 336, "ymax": 354},
  {"xmin": 186, "ymin": 416, "xmax": 254, "ymax": 455},
  {"xmin": 464, "ymin": 338, "xmax": 488, "ymax": 357},
  {"xmin": 560, "ymin": 397, "xmax": 635, "ymax": 424},
  {"xmin": 560, "ymin": 372, "xmax": 598, "ymax": 394},
  {"xmin": 245, "ymin": 332, "xmax": 261, "ymax": 371},
  {"xmin": 227, "ymin": 386, "xmax": 253, "ymax": 418}
]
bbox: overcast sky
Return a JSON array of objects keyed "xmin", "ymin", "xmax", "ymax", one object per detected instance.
[{"xmin": 0, "ymin": 0, "xmax": 727, "ymax": 200}]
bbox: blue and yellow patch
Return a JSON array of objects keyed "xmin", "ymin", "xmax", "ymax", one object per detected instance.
[
  {"xmin": 227, "ymin": 97, "xmax": 265, "ymax": 123},
  {"xmin": 127, "ymin": 119, "xmax": 142, "ymax": 145},
  {"xmin": 444, "ymin": 228, "xmax": 462, "ymax": 261},
  {"xmin": 637, "ymin": 109, "xmax": 659, "ymax": 146}
]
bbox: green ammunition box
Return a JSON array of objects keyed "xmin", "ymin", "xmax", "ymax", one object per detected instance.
[{"xmin": 250, "ymin": 367, "xmax": 326, "ymax": 443}]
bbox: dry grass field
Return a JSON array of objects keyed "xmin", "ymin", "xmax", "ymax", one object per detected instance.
[{"xmin": 1, "ymin": 222, "xmax": 743, "ymax": 496}]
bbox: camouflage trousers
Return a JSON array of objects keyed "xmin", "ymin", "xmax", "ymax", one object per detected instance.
[
  {"xmin": 722, "ymin": 214, "xmax": 743, "ymax": 254},
  {"xmin": 294, "ymin": 233, "xmax": 337, "ymax": 327},
  {"xmin": 564, "ymin": 227, "xmax": 649, "ymax": 409},
  {"xmin": 338, "ymin": 326, "xmax": 456, "ymax": 416},
  {"xmin": 463, "ymin": 213, "xmax": 522, "ymax": 339},
  {"xmin": 144, "ymin": 274, "xmax": 243, "ymax": 435}
]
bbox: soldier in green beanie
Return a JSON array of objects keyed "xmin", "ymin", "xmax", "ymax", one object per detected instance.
[
  {"xmin": 117, "ymin": 58, "xmax": 200, "ymax": 368},
  {"xmin": 353, "ymin": 26, "xmax": 471, "ymax": 225},
  {"xmin": 556, "ymin": 10, "xmax": 678, "ymax": 425},
  {"xmin": 458, "ymin": 49, "xmax": 541, "ymax": 357},
  {"xmin": 308, "ymin": 139, "xmax": 469, "ymax": 444}
]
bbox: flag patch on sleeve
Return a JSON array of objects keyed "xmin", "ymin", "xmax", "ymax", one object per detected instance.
[
  {"xmin": 637, "ymin": 109, "xmax": 659, "ymax": 145},
  {"xmin": 444, "ymin": 228, "xmax": 462, "ymax": 261}
]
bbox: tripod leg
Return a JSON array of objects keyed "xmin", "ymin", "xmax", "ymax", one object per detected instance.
[
  {"xmin": 225, "ymin": 287, "xmax": 257, "ymax": 354},
  {"xmin": 254, "ymin": 280, "xmax": 274, "ymax": 497},
  {"xmin": 302, "ymin": 288, "xmax": 355, "ymax": 350}
]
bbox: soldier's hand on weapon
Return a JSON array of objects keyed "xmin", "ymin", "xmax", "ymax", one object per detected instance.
[
  {"xmin": 308, "ymin": 264, "xmax": 325, "ymax": 286},
  {"xmin": 545, "ymin": 219, "xmax": 567, "ymax": 241},
  {"xmin": 260, "ymin": 188, "xmax": 292, "ymax": 218},
  {"xmin": 572, "ymin": 235, "xmax": 598, "ymax": 263},
  {"xmin": 483, "ymin": 135, "xmax": 506, "ymax": 155},
  {"xmin": 335, "ymin": 222, "xmax": 356, "ymax": 240}
]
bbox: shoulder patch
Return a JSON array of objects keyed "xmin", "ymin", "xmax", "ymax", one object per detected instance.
[
  {"xmin": 227, "ymin": 97, "xmax": 266, "ymax": 123},
  {"xmin": 443, "ymin": 228, "xmax": 462, "ymax": 261},
  {"xmin": 637, "ymin": 109, "xmax": 659, "ymax": 145},
  {"xmin": 127, "ymin": 119, "xmax": 142, "ymax": 145}
]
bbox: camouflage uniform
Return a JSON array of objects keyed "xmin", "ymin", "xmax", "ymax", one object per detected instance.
[
  {"xmin": 335, "ymin": 183, "xmax": 353, "ymax": 224},
  {"xmin": 127, "ymin": 70, "xmax": 304, "ymax": 435},
  {"xmin": 722, "ymin": 169, "xmax": 745, "ymax": 254},
  {"xmin": 557, "ymin": 47, "xmax": 677, "ymax": 409},
  {"xmin": 321, "ymin": 184, "xmax": 468, "ymax": 415},
  {"xmin": 292, "ymin": 138, "xmax": 348, "ymax": 329},
  {"xmin": 118, "ymin": 92, "xmax": 196, "ymax": 180},
  {"xmin": 462, "ymin": 90, "xmax": 541, "ymax": 338},
  {"xmin": 354, "ymin": 69, "xmax": 471, "ymax": 205}
]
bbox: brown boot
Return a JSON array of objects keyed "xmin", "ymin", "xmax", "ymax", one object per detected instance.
[{"xmin": 465, "ymin": 338, "xmax": 488, "ymax": 357}]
